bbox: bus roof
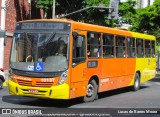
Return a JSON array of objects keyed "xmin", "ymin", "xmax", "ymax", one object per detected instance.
[{"xmin": 18, "ymin": 18, "xmax": 156, "ymax": 40}]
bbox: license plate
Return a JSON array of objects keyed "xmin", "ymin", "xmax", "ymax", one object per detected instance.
[{"xmin": 28, "ymin": 89, "xmax": 38, "ymax": 94}]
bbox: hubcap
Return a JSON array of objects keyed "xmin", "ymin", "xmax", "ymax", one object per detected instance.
[
  {"xmin": 135, "ymin": 78, "xmax": 139, "ymax": 89},
  {"xmin": 86, "ymin": 84, "xmax": 94, "ymax": 97}
]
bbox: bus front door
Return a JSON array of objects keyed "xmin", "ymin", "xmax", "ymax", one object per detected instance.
[{"xmin": 70, "ymin": 31, "xmax": 87, "ymax": 98}]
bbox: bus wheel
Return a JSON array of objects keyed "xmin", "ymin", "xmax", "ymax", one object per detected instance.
[
  {"xmin": 83, "ymin": 79, "xmax": 98, "ymax": 102},
  {"xmin": 132, "ymin": 73, "xmax": 140, "ymax": 91},
  {"xmin": 0, "ymin": 79, "xmax": 3, "ymax": 89}
]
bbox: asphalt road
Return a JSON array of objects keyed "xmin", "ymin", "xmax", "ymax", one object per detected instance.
[
  {"xmin": 0, "ymin": 76, "xmax": 160, "ymax": 116},
  {"xmin": 1, "ymin": 76, "xmax": 160, "ymax": 108}
]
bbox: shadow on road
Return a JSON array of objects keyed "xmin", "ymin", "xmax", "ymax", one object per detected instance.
[
  {"xmin": 2, "ymin": 95, "xmax": 83, "ymax": 108},
  {"xmin": 150, "ymin": 76, "xmax": 160, "ymax": 83},
  {"xmin": 98, "ymin": 85, "xmax": 149, "ymax": 100}
]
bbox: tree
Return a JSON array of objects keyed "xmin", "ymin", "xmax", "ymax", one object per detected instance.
[
  {"xmin": 56, "ymin": 0, "xmax": 110, "ymax": 26},
  {"xmin": 118, "ymin": 0, "xmax": 136, "ymax": 25},
  {"xmin": 36, "ymin": 0, "xmax": 111, "ymax": 26},
  {"xmin": 36, "ymin": 0, "xmax": 53, "ymax": 18},
  {"xmin": 56, "ymin": 0, "xmax": 85, "ymax": 21},
  {"xmin": 35, "ymin": 0, "xmax": 138, "ymax": 28},
  {"xmin": 130, "ymin": 0, "xmax": 160, "ymax": 43}
]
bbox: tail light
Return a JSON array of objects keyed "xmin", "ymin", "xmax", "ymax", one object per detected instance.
[{"xmin": 0, "ymin": 68, "xmax": 4, "ymax": 72}]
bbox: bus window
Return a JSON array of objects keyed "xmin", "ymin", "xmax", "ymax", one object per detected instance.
[
  {"xmin": 87, "ymin": 32, "xmax": 101, "ymax": 58},
  {"xmin": 145, "ymin": 40, "xmax": 151, "ymax": 57},
  {"xmin": 136, "ymin": 39, "xmax": 144, "ymax": 58},
  {"xmin": 151, "ymin": 40, "xmax": 155, "ymax": 58},
  {"xmin": 127, "ymin": 37, "xmax": 136, "ymax": 57},
  {"xmin": 103, "ymin": 34, "xmax": 114, "ymax": 58},
  {"xmin": 72, "ymin": 35, "xmax": 86, "ymax": 66},
  {"xmin": 116, "ymin": 36, "xmax": 126, "ymax": 58}
]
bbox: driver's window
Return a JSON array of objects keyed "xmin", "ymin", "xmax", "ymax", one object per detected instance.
[{"xmin": 72, "ymin": 35, "xmax": 86, "ymax": 66}]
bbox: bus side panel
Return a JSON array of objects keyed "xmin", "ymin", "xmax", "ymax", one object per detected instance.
[
  {"xmin": 70, "ymin": 58, "xmax": 103, "ymax": 99},
  {"xmin": 100, "ymin": 58, "xmax": 136, "ymax": 92},
  {"xmin": 135, "ymin": 58, "xmax": 156, "ymax": 84},
  {"xmin": 149, "ymin": 58, "xmax": 156, "ymax": 79}
]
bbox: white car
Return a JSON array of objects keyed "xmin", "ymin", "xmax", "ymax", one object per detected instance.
[{"xmin": 0, "ymin": 68, "xmax": 5, "ymax": 89}]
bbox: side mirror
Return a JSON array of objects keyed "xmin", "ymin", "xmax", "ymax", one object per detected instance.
[{"xmin": 72, "ymin": 32, "xmax": 78, "ymax": 39}]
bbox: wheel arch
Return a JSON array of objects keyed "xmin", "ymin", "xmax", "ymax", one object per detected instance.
[
  {"xmin": 89, "ymin": 75, "xmax": 99, "ymax": 86},
  {"xmin": 136, "ymin": 71, "xmax": 141, "ymax": 80}
]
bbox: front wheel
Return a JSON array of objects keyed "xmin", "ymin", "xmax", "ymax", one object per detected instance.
[
  {"xmin": 132, "ymin": 73, "xmax": 140, "ymax": 91},
  {"xmin": 83, "ymin": 79, "xmax": 98, "ymax": 102}
]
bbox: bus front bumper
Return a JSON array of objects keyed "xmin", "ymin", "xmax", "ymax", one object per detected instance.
[{"xmin": 8, "ymin": 79, "xmax": 70, "ymax": 99}]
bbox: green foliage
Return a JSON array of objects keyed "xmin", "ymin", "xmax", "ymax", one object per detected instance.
[
  {"xmin": 36, "ymin": 0, "xmax": 53, "ymax": 18},
  {"xmin": 36, "ymin": 0, "xmax": 53, "ymax": 9},
  {"xmin": 119, "ymin": 0, "xmax": 136, "ymax": 24},
  {"xmin": 130, "ymin": 0, "xmax": 160, "ymax": 44},
  {"xmin": 56, "ymin": 0, "xmax": 85, "ymax": 21}
]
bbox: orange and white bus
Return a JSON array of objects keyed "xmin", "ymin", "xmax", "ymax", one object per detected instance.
[{"xmin": 8, "ymin": 19, "xmax": 156, "ymax": 102}]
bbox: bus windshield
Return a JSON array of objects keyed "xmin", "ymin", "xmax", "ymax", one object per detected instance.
[{"xmin": 10, "ymin": 32, "xmax": 69, "ymax": 72}]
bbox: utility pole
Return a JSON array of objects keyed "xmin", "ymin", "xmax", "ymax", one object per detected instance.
[
  {"xmin": 108, "ymin": 0, "xmax": 119, "ymax": 19},
  {"xmin": 28, "ymin": 0, "xmax": 31, "ymax": 19},
  {"xmin": 52, "ymin": 0, "xmax": 55, "ymax": 18}
]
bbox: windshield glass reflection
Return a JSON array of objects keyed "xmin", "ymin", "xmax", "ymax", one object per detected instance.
[{"xmin": 10, "ymin": 32, "xmax": 69, "ymax": 72}]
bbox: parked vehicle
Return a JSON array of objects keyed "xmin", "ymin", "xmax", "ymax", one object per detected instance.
[{"xmin": 0, "ymin": 68, "xmax": 5, "ymax": 89}]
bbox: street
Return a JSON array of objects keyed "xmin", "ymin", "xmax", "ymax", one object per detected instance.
[
  {"xmin": 0, "ymin": 76, "xmax": 160, "ymax": 117},
  {"xmin": 1, "ymin": 76, "xmax": 160, "ymax": 108}
]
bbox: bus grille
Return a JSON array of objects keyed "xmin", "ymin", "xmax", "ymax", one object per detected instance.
[{"xmin": 17, "ymin": 79, "xmax": 53, "ymax": 87}]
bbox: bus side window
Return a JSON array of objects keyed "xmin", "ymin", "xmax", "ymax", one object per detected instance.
[
  {"xmin": 151, "ymin": 40, "xmax": 155, "ymax": 58},
  {"xmin": 116, "ymin": 36, "xmax": 126, "ymax": 58},
  {"xmin": 145, "ymin": 40, "xmax": 151, "ymax": 58},
  {"xmin": 72, "ymin": 35, "xmax": 86, "ymax": 66},
  {"xmin": 87, "ymin": 32, "xmax": 101, "ymax": 58},
  {"xmin": 136, "ymin": 39, "xmax": 144, "ymax": 58},
  {"xmin": 127, "ymin": 37, "xmax": 136, "ymax": 58},
  {"xmin": 103, "ymin": 34, "xmax": 114, "ymax": 58}
]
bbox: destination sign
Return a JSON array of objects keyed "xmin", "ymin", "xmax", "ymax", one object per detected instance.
[{"xmin": 16, "ymin": 22, "xmax": 71, "ymax": 31}]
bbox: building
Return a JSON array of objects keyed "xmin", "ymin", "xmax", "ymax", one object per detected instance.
[
  {"xmin": 120, "ymin": 0, "xmax": 155, "ymax": 8},
  {"xmin": 119, "ymin": 0, "xmax": 155, "ymax": 29},
  {"xmin": 0, "ymin": 0, "xmax": 42, "ymax": 70},
  {"xmin": 136, "ymin": 0, "xmax": 155, "ymax": 8}
]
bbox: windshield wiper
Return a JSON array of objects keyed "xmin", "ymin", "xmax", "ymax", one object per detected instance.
[
  {"xmin": 24, "ymin": 32, "xmax": 32, "ymax": 47},
  {"xmin": 42, "ymin": 32, "xmax": 56, "ymax": 50}
]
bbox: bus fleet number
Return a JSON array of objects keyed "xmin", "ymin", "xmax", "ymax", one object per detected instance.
[{"xmin": 41, "ymin": 78, "xmax": 54, "ymax": 82}]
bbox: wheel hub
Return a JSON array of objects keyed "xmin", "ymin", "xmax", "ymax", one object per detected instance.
[{"xmin": 86, "ymin": 84, "xmax": 94, "ymax": 97}]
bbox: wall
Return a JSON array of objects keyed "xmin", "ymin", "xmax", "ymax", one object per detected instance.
[{"xmin": 0, "ymin": 0, "xmax": 42, "ymax": 70}]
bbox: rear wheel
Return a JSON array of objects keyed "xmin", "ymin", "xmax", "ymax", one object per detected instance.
[
  {"xmin": 83, "ymin": 79, "xmax": 98, "ymax": 102},
  {"xmin": 0, "ymin": 79, "xmax": 3, "ymax": 89},
  {"xmin": 132, "ymin": 73, "xmax": 140, "ymax": 91}
]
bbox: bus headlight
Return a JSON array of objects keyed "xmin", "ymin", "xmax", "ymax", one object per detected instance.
[{"xmin": 57, "ymin": 70, "xmax": 68, "ymax": 85}]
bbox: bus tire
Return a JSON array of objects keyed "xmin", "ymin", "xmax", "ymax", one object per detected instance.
[
  {"xmin": 0, "ymin": 79, "xmax": 3, "ymax": 89},
  {"xmin": 83, "ymin": 79, "xmax": 98, "ymax": 102},
  {"xmin": 132, "ymin": 73, "xmax": 140, "ymax": 91}
]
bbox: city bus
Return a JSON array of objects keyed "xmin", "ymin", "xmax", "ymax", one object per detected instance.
[{"xmin": 8, "ymin": 19, "xmax": 156, "ymax": 102}]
